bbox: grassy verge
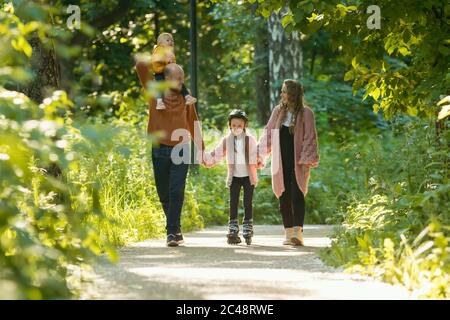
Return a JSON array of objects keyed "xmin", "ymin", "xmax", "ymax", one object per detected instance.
[{"xmin": 318, "ymin": 119, "xmax": 449, "ymax": 298}]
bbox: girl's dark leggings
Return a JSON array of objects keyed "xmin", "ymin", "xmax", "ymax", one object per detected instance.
[
  {"xmin": 279, "ymin": 125, "xmax": 306, "ymax": 228},
  {"xmin": 155, "ymin": 73, "xmax": 189, "ymax": 97},
  {"xmin": 229, "ymin": 176, "xmax": 254, "ymax": 222}
]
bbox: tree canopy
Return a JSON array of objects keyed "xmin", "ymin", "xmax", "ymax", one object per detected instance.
[{"xmin": 243, "ymin": 0, "xmax": 449, "ymax": 119}]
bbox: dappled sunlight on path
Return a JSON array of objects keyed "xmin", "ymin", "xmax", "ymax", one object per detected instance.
[{"xmin": 81, "ymin": 225, "xmax": 411, "ymax": 300}]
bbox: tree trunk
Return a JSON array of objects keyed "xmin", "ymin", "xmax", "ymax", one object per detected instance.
[
  {"xmin": 22, "ymin": 36, "xmax": 60, "ymax": 103},
  {"xmin": 22, "ymin": 36, "xmax": 62, "ymax": 178},
  {"xmin": 254, "ymin": 16, "xmax": 271, "ymax": 125},
  {"xmin": 267, "ymin": 8, "xmax": 303, "ymax": 109}
]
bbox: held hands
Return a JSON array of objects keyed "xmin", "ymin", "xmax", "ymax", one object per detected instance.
[
  {"xmin": 201, "ymin": 159, "xmax": 214, "ymax": 168},
  {"xmin": 200, "ymin": 152, "xmax": 265, "ymax": 169},
  {"xmin": 202, "ymin": 161, "xmax": 213, "ymax": 168},
  {"xmin": 197, "ymin": 152, "xmax": 214, "ymax": 168},
  {"xmin": 256, "ymin": 156, "xmax": 265, "ymax": 169}
]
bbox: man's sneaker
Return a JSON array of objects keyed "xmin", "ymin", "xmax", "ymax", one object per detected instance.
[
  {"xmin": 175, "ymin": 233, "xmax": 184, "ymax": 244},
  {"xmin": 167, "ymin": 234, "xmax": 178, "ymax": 247}
]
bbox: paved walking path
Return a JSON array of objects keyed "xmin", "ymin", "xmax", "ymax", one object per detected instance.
[{"xmin": 80, "ymin": 225, "xmax": 411, "ymax": 299}]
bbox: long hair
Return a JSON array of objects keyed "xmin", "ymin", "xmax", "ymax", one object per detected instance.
[{"xmin": 280, "ymin": 79, "xmax": 305, "ymax": 134}]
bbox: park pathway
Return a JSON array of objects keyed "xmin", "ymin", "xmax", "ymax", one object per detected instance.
[{"xmin": 80, "ymin": 225, "xmax": 411, "ymax": 299}]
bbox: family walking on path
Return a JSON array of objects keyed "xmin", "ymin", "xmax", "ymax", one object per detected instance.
[{"xmin": 135, "ymin": 32, "xmax": 319, "ymax": 248}]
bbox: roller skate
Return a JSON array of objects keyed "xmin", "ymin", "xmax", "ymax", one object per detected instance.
[
  {"xmin": 227, "ymin": 219, "xmax": 241, "ymax": 245},
  {"xmin": 242, "ymin": 219, "xmax": 254, "ymax": 245}
]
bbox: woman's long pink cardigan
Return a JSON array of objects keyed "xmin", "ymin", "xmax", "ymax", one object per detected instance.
[{"xmin": 258, "ymin": 105, "xmax": 320, "ymax": 198}]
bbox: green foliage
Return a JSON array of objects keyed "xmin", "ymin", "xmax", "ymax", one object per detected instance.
[
  {"xmin": 246, "ymin": 0, "xmax": 450, "ymax": 119},
  {"xmin": 2, "ymin": 0, "xmax": 448, "ymax": 300},
  {"xmin": 0, "ymin": 2, "xmax": 116, "ymax": 299},
  {"xmin": 303, "ymin": 75, "xmax": 385, "ymax": 139},
  {"xmin": 237, "ymin": 0, "xmax": 450, "ymax": 298},
  {"xmin": 252, "ymin": 175, "xmax": 280, "ymax": 224},
  {"xmin": 319, "ymin": 120, "xmax": 450, "ymax": 298},
  {"xmin": 201, "ymin": 1, "xmax": 262, "ymax": 127},
  {"xmin": 0, "ymin": 88, "xmax": 119, "ymax": 299},
  {"xmin": 438, "ymin": 96, "xmax": 450, "ymax": 120},
  {"xmin": 72, "ymin": 0, "xmax": 264, "ymax": 127},
  {"xmin": 66, "ymin": 118, "xmax": 208, "ymax": 247},
  {"xmin": 0, "ymin": 0, "xmax": 259, "ymax": 298},
  {"xmin": 193, "ymin": 166, "xmax": 230, "ymax": 226}
]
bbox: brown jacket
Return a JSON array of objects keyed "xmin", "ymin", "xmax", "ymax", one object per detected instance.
[{"xmin": 135, "ymin": 60, "xmax": 204, "ymax": 151}]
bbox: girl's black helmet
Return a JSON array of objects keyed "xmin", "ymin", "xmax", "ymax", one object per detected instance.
[{"xmin": 228, "ymin": 109, "xmax": 248, "ymax": 124}]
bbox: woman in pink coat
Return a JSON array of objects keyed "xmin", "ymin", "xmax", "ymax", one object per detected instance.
[{"xmin": 258, "ymin": 79, "xmax": 320, "ymax": 246}]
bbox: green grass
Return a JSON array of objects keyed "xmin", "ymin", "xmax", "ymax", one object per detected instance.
[{"xmin": 318, "ymin": 119, "xmax": 450, "ymax": 298}]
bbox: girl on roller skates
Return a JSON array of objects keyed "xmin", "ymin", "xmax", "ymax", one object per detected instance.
[{"xmin": 202, "ymin": 109, "xmax": 262, "ymax": 245}]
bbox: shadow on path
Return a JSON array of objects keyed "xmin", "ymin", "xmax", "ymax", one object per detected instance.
[{"xmin": 81, "ymin": 225, "xmax": 411, "ymax": 300}]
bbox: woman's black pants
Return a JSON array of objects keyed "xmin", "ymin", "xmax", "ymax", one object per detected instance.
[{"xmin": 279, "ymin": 125, "xmax": 306, "ymax": 228}]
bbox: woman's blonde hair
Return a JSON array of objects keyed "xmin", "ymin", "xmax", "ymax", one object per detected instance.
[{"xmin": 280, "ymin": 79, "xmax": 305, "ymax": 133}]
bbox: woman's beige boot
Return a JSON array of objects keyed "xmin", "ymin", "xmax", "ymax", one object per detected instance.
[
  {"xmin": 291, "ymin": 226, "xmax": 304, "ymax": 246},
  {"xmin": 283, "ymin": 227, "xmax": 294, "ymax": 245}
]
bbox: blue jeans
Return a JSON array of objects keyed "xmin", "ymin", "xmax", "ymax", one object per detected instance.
[{"xmin": 151, "ymin": 144, "xmax": 189, "ymax": 235}]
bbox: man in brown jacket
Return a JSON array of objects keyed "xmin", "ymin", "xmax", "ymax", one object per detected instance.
[{"xmin": 135, "ymin": 61, "xmax": 204, "ymax": 247}]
